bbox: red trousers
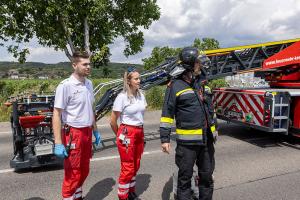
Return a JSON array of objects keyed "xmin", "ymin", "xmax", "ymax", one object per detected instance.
[
  {"xmin": 117, "ymin": 124, "xmax": 144, "ymax": 200},
  {"xmin": 61, "ymin": 126, "xmax": 92, "ymax": 200}
]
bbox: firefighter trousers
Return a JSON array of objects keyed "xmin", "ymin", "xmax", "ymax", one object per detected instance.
[
  {"xmin": 176, "ymin": 144, "xmax": 214, "ymax": 200},
  {"xmin": 117, "ymin": 124, "xmax": 144, "ymax": 200},
  {"xmin": 62, "ymin": 126, "xmax": 92, "ymax": 200},
  {"xmin": 207, "ymin": 130, "xmax": 215, "ymax": 172}
]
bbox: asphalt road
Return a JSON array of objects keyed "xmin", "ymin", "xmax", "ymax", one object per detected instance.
[{"xmin": 0, "ymin": 111, "xmax": 300, "ymax": 200}]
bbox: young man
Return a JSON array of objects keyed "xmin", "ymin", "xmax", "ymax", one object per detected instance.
[
  {"xmin": 52, "ymin": 51, "xmax": 101, "ymax": 200},
  {"xmin": 160, "ymin": 47, "xmax": 214, "ymax": 200}
]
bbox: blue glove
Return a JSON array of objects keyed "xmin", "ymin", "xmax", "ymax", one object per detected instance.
[
  {"xmin": 54, "ymin": 144, "xmax": 68, "ymax": 158},
  {"xmin": 93, "ymin": 130, "xmax": 101, "ymax": 146}
]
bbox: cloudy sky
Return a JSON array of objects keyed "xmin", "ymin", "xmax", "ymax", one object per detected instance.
[{"xmin": 0, "ymin": 0, "xmax": 299, "ymax": 64}]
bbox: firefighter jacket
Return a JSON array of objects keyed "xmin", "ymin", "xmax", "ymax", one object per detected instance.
[
  {"xmin": 194, "ymin": 75, "xmax": 218, "ymax": 138},
  {"xmin": 203, "ymin": 85, "xmax": 218, "ymax": 137},
  {"xmin": 160, "ymin": 78, "xmax": 208, "ymax": 145}
]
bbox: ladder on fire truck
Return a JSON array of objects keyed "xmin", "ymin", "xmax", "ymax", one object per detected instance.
[
  {"xmin": 94, "ymin": 38, "xmax": 300, "ymax": 124},
  {"xmin": 204, "ymin": 38, "xmax": 300, "ymax": 80}
]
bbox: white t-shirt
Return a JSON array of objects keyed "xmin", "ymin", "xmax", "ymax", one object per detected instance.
[
  {"xmin": 54, "ymin": 75, "xmax": 94, "ymax": 128},
  {"xmin": 112, "ymin": 91, "xmax": 147, "ymax": 126}
]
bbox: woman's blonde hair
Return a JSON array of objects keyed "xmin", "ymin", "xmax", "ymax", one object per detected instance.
[{"xmin": 123, "ymin": 70, "xmax": 141, "ymax": 102}]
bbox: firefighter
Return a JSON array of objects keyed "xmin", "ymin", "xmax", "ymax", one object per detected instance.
[
  {"xmin": 160, "ymin": 47, "xmax": 214, "ymax": 200},
  {"xmin": 195, "ymin": 73, "xmax": 218, "ymax": 173},
  {"xmin": 110, "ymin": 67, "xmax": 147, "ymax": 200},
  {"xmin": 52, "ymin": 50, "xmax": 101, "ymax": 200}
]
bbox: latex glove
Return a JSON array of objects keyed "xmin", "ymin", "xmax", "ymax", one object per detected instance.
[
  {"xmin": 54, "ymin": 144, "xmax": 68, "ymax": 158},
  {"xmin": 93, "ymin": 130, "xmax": 102, "ymax": 146}
]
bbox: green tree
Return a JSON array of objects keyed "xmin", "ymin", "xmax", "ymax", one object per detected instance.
[
  {"xmin": 143, "ymin": 37, "xmax": 227, "ymax": 88},
  {"xmin": 102, "ymin": 66, "xmax": 112, "ymax": 78},
  {"xmin": 142, "ymin": 46, "xmax": 181, "ymax": 70},
  {"xmin": 0, "ymin": 0, "xmax": 160, "ymax": 63},
  {"xmin": 193, "ymin": 38, "xmax": 220, "ymax": 50},
  {"xmin": 142, "ymin": 37, "xmax": 220, "ymax": 70}
]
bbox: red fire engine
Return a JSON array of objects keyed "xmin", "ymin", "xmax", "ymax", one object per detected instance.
[{"xmin": 208, "ymin": 39, "xmax": 300, "ymax": 137}]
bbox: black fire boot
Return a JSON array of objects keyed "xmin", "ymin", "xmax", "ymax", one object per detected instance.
[{"xmin": 128, "ymin": 192, "xmax": 138, "ymax": 200}]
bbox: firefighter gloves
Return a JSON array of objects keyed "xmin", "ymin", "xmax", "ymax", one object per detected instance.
[
  {"xmin": 93, "ymin": 130, "xmax": 102, "ymax": 146},
  {"xmin": 54, "ymin": 144, "xmax": 68, "ymax": 158}
]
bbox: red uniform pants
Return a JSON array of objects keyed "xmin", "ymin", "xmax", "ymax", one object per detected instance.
[
  {"xmin": 62, "ymin": 126, "xmax": 92, "ymax": 200},
  {"xmin": 117, "ymin": 124, "xmax": 144, "ymax": 200}
]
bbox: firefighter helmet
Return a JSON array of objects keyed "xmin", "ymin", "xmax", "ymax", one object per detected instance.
[{"xmin": 179, "ymin": 47, "xmax": 199, "ymax": 70}]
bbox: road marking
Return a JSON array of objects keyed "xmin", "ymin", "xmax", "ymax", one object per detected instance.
[
  {"xmin": 0, "ymin": 131, "xmax": 11, "ymax": 134},
  {"xmin": 0, "ymin": 168, "xmax": 14, "ymax": 174},
  {"xmin": 91, "ymin": 150, "xmax": 162, "ymax": 162},
  {"xmin": 96, "ymin": 124, "xmax": 109, "ymax": 127},
  {"xmin": 91, "ymin": 155, "xmax": 120, "ymax": 162},
  {"xmin": 0, "ymin": 150, "xmax": 163, "ymax": 174}
]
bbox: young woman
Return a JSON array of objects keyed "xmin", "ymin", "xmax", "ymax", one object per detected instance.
[{"xmin": 110, "ymin": 67, "xmax": 147, "ymax": 200}]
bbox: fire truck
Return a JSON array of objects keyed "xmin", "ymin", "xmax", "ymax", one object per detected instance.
[
  {"xmin": 7, "ymin": 38, "xmax": 300, "ymax": 169},
  {"xmin": 207, "ymin": 39, "xmax": 300, "ymax": 137}
]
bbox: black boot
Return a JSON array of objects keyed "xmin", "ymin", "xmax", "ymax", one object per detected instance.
[{"xmin": 128, "ymin": 192, "xmax": 138, "ymax": 200}]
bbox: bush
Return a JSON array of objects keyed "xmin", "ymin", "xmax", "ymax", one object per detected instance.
[
  {"xmin": 208, "ymin": 79, "xmax": 228, "ymax": 89},
  {"xmin": 0, "ymin": 79, "xmax": 111, "ymax": 121},
  {"xmin": 145, "ymin": 86, "xmax": 166, "ymax": 109}
]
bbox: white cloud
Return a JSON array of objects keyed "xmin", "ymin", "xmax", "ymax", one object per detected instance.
[
  {"xmin": 0, "ymin": 41, "xmax": 69, "ymax": 64},
  {"xmin": 26, "ymin": 47, "xmax": 67, "ymax": 63},
  {"xmin": 1, "ymin": 0, "xmax": 300, "ymax": 64}
]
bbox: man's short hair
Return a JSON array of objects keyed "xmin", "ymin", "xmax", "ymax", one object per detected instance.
[{"xmin": 72, "ymin": 50, "xmax": 90, "ymax": 63}]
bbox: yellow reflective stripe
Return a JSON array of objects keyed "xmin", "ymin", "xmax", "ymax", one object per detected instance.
[
  {"xmin": 160, "ymin": 117, "xmax": 174, "ymax": 124},
  {"xmin": 272, "ymin": 92, "xmax": 277, "ymax": 96},
  {"xmin": 205, "ymin": 86, "xmax": 211, "ymax": 92},
  {"xmin": 176, "ymin": 129, "xmax": 203, "ymax": 135},
  {"xmin": 204, "ymin": 38, "xmax": 300, "ymax": 55},
  {"xmin": 176, "ymin": 88, "xmax": 193, "ymax": 97},
  {"xmin": 210, "ymin": 125, "xmax": 216, "ymax": 132}
]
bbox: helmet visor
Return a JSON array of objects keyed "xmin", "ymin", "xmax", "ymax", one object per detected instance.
[{"xmin": 198, "ymin": 54, "xmax": 211, "ymax": 68}]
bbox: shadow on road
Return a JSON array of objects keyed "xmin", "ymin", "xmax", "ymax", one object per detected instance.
[
  {"xmin": 14, "ymin": 164, "xmax": 63, "ymax": 174},
  {"xmin": 219, "ymin": 122, "xmax": 300, "ymax": 149},
  {"xmin": 85, "ymin": 177, "xmax": 115, "ymax": 200},
  {"xmin": 161, "ymin": 176, "xmax": 173, "ymax": 200},
  {"xmin": 136, "ymin": 173, "xmax": 152, "ymax": 197},
  {"xmin": 83, "ymin": 174, "xmax": 151, "ymax": 200}
]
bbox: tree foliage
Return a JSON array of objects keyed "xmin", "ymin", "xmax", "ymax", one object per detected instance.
[
  {"xmin": 102, "ymin": 66, "xmax": 112, "ymax": 78},
  {"xmin": 142, "ymin": 37, "xmax": 220, "ymax": 70},
  {"xmin": 193, "ymin": 38, "xmax": 220, "ymax": 50},
  {"xmin": 0, "ymin": 0, "xmax": 160, "ymax": 63},
  {"xmin": 143, "ymin": 37, "xmax": 227, "ymax": 88},
  {"xmin": 142, "ymin": 46, "xmax": 181, "ymax": 70}
]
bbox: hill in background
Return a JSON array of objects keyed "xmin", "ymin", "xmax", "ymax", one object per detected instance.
[{"xmin": 0, "ymin": 61, "xmax": 144, "ymax": 79}]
